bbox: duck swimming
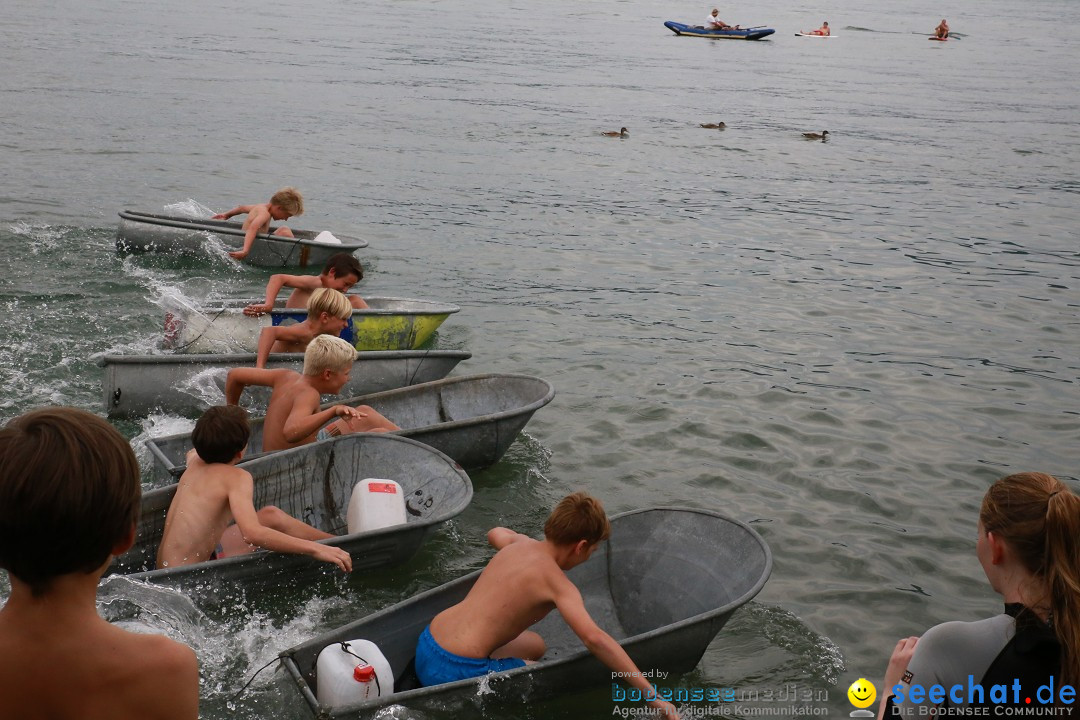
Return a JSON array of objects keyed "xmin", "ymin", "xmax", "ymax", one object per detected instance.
[
  {"xmin": 700, "ymin": 122, "xmax": 727, "ymax": 130},
  {"xmin": 802, "ymin": 130, "xmax": 830, "ymax": 140},
  {"xmin": 601, "ymin": 127, "xmax": 629, "ymax": 138}
]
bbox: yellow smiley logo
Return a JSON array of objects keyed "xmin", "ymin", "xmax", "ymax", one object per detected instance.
[{"xmin": 847, "ymin": 678, "xmax": 877, "ymax": 709}]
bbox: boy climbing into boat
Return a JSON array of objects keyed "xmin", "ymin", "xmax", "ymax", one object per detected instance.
[
  {"xmin": 155, "ymin": 405, "xmax": 353, "ymax": 572},
  {"xmin": 213, "ymin": 186, "xmax": 304, "ymax": 261},
  {"xmin": 0, "ymin": 407, "xmax": 199, "ymax": 720},
  {"xmin": 415, "ymin": 492, "xmax": 680, "ymax": 720},
  {"xmin": 226, "ymin": 334, "xmax": 399, "ymax": 452},
  {"xmin": 243, "ymin": 252, "xmax": 368, "ymax": 316},
  {"xmin": 254, "ymin": 287, "xmax": 352, "ymax": 369}
]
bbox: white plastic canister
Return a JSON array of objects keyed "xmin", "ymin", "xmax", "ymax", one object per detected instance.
[
  {"xmin": 315, "ymin": 639, "xmax": 394, "ymax": 706},
  {"xmin": 346, "ymin": 479, "xmax": 407, "ymax": 534}
]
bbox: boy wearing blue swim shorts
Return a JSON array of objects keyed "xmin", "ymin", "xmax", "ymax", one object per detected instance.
[{"xmin": 415, "ymin": 492, "xmax": 679, "ymax": 719}]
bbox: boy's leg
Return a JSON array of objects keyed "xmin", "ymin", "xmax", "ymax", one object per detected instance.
[
  {"xmin": 338, "ymin": 404, "xmax": 400, "ymax": 433},
  {"xmin": 215, "ymin": 507, "xmax": 332, "ymax": 558},
  {"xmin": 490, "ymin": 630, "xmax": 545, "ymax": 662},
  {"xmin": 217, "ymin": 524, "xmax": 257, "ymax": 558},
  {"xmin": 357, "ymin": 404, "xmax": 400, "ymax": 432},
  {"xmin": 257, "ymin": 505, "xmax": 333, "ymax": 540},
  {"xmin": 271, "ymin": 227, "xmax": 295, "ymax": 238}
]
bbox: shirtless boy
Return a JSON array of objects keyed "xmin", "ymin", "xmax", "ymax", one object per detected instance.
[
  {"xmin": 935, "ymin": 19, "xmax": 949, "ymax": 39},
  {"xmin": 226, "ymin": 334, "xmax": 399, "ymax": 452},
  {"xmin": 416, "ymin": 492, "xmax": 680, "ymax": 719},
  {"xmin": 156, "ymin": 405, "xmax": 352, "ymax": 572},
  {"xmin": 213, "ymin": 186, "xmax": 304, "ymax": 261},
  {"xmin": 0, "ymin": 407, "xmax": 199, "ymax": 720},
  {"xmin": 244, "ymin": 252, "xmax": 368, "ymax": 316},
  {"xmin": 254, "ymin": 287, "xmax": 351, "ymax": 369},
  {"xmin": 806, "ymin": 21, "xmax": 830, "ymax": 35}
]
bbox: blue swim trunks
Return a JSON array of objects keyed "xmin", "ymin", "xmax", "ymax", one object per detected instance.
[{"xmin": 414, "ymin": 625, "xmax": 525, "ymax": 687}]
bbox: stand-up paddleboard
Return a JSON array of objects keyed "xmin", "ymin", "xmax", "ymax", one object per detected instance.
[
  {"xmin": 795, "ymin": 32, "xmax": 838, "ymax": 37},
  {"xmin": 928, "ymin": 36, "xmax": 948, "ymax": 41}
]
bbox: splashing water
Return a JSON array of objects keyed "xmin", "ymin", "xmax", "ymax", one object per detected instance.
[
  {"xmin": 163, "ymin": 199, "xmax": 216, "ymax": 219},
  {"xmin": 742, "ymin": 603, "xmax": 846, "ymax": 686},
  {"xmin": 96, "ymin": 576, "xmax": 360, "ymax": 719},
  {"xmin": 98, "ymin": 575, "xmax": 209, "ymax": 647},
  {"xmin": 177, "ymin": 367, "xmax": 230, "ymax": 406},
  {"xmin": 130, "ymin": 412, "xmax": 197, "ymax": 482}
]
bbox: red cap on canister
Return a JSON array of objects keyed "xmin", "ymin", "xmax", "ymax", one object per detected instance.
[{"xmin": 353, "ymin": 664, "xmax": 376, "ymax": 682}]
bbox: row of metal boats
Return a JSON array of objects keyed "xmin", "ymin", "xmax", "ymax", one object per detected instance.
[{"xmin": 107, "ymin": 210, "xmax": 773, "ymax": 718}]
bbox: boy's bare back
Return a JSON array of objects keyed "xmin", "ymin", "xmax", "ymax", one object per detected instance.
[
  {"xmin": 430, "ymin": 533, "xmax": 569, "ymax": 658},
  {"xmin": 157, "ymin": 450, "xmax": 250, "ymax": 568},
  {"xmin": 0, "ymin": 610, "xmax": 197, "ymax": 720},
  {"xmin": 0, "ymin": 406, "xmax": 199, "ymax": 720},
  {"xmin": 226, "ymin": 367, "xmax": 323, "ymax": 451},
  {"xmin": 214, "ymin": 202, "xmax": 273, "ymax": 234}
]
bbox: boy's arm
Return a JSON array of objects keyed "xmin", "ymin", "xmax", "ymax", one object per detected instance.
[
  {"xmin": 226, "ymin": 470, "xmax": 352, "ymax": 572},
  {"xmin": 229, "ymin": 206, "xmax": 271, "ymax": 260},
  {"xmin": 282, "ymin": 391, "xmax": 365, "ymax": 444},
  {"xmin": 348, "ymin": 295, "xmax": 369, "ymax": 309},
  {"xmin": 554, "ymin": 577, "xmax": 680, "ymax": 719},
  {"xmin": 212, "ymin": 204, "xmax": 254, "ymax": 220},
  {"xmin": 225, "ymin": 367, "xmax": 285, "ymax": 404},
  {"xmin": 488, "ymin": 527, "xmax": 529, "ymax": 549},
  {"xmin": 244, "ymin": 273, "xmax": 315, "ymax": 315},
  {"xmin": 253, "ymin": 325, "xmax": 308, "ymax": 368},
  {"xmin": 254, "ymin": 327, "xmax": 279, "ymax": 369}
]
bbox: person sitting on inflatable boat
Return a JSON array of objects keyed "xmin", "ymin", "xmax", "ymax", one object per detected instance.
[{"xmin": 705, "ymin": 8, "xmax": 739, "ymax": 30}]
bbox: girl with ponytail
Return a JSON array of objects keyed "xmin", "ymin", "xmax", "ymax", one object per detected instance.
[{"xmin": 878, "ymin": 472, "xmax": 1080, "ymax": 718}]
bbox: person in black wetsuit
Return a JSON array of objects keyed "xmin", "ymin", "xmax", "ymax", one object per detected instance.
[{"xmin": 877, "ymin": 472, "xmax": 1080, "ymax": 718}]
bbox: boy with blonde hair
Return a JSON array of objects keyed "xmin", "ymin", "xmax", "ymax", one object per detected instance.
[
  {"xmin": 213, "ymin": 187, "xmax": 304, "ymax": 261},
  {"xmin": 226, "ymin": 334, "xmax": 399, "ymax": 452},
  {"xmin": 244, "ymin": 252, "xmax": 368, "ymax": 315},
  {"xmin": 0, "ymin": 407, "xmax": 199, "ymax": 719},
  {"xmin": 156, "ymin": 405, "xmax": 353, "ymax": 571},
  {"xmin": 416, "ymin": 492, "xmax": 679, "ymax": 719},
  {"xmin": 255, "ymin": 287, "xmax": 351, "ymax": 368}
]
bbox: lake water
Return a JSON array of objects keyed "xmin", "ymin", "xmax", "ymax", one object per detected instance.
[{"xmin": 1, "ymin": 0, "xmax": 1078, "ymax": 717}]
